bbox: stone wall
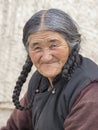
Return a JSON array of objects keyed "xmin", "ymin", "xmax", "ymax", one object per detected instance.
[{"xmin": 0, "ymin": 0, "xmax": 98, "ymax": 103}]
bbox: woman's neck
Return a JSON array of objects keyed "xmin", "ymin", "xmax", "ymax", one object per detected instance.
[{"xmin": 48, "ymin": 78, "xmax": 54, "ymax": 88}]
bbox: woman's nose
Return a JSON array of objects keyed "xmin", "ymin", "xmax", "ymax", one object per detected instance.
[{"xmin": 41, "ymin": 48, "xmax": 52, "ymax": 62}]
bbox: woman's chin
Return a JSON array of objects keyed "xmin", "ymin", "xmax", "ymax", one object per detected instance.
[
  {"xmin": 37, "ymin": 63, "xmax": 62, "ymax": 79},
  {"xmin": 39, "ymin": 70, "xmax": 60, "ymax": 79}
]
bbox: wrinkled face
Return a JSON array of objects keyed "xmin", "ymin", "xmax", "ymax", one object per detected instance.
[{"xmin": 28, "ymin": 31, "xmax": 69, "ymax": 81}]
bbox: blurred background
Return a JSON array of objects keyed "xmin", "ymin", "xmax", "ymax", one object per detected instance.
[{"xmin": 0, "ymin": 0, "xmax": 98, "ymax": 127}]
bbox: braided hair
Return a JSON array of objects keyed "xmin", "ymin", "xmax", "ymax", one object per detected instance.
[
  {"xmin": 12, "ymin": 8, "xmax": 81, "ymax": 110},
  {"xmin": 62, "ymin": 44, "xmax": 80, "ymax": 80},
  {"xmin": 12, "ymin": 55, "xmax": 33, "ymax": 110}
]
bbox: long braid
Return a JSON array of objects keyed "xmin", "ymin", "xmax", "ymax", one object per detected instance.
[
  {"xmin": 12, "ymin": 55, "xmax": 33, "ymax": 110},
  {"xmin": 62, "ymin": 45, "xmax": 80, "ymax": 81}
]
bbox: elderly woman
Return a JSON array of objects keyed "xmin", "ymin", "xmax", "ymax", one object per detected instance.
[{"xmin": 1, "ymin": 8, "xmax": 98, "ymax": 130}]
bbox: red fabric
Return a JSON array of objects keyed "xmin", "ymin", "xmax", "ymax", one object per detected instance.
[
  {"xmin": 64, "ymin": 82, "xmax": 98, "ymax": 130},
  {"xmin": 0, "ymin": 93, "xmax": 33, "ymax": 130}
]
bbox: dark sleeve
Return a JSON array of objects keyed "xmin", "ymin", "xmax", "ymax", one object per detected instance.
[
  {"xmin": 0, "ymin": 93, "xmax": 33, "ymax": 130},
  {"xmin": 64, "ymin": 82, "xmax": 98, "ymax": 130}
]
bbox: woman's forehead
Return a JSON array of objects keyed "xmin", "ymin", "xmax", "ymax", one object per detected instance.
[{"xmin": 28, "ymin": 30, "xmax": 65, "ymax": 41}]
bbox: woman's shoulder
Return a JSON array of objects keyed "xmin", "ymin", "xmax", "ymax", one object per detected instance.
[
  {"xmin": 74, "ymin": 81, "xmax": 98, "ymax": 105},
  {"xmin": 64, "ymin": 81, "xmax": 98, "ymax": 130}
]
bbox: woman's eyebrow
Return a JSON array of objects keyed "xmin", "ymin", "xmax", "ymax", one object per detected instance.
[
  {"xmin": 48, "ymin": 38, "xmax": 59, "ymax": 42},
  {"xmin": 30, "ymin": 42, "xmax": 39, "ymax": 47},
  {"xmin": 49, "ymin": 39, "xmax": 57, "ymax": 42}
]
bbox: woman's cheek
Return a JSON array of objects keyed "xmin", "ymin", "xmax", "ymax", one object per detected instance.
[{"xmin": 29, "ymin": 52, "xmax": 40, "ymax": 65}]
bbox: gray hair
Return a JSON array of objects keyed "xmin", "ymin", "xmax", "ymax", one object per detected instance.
[{"xmin": 23, "ymin": 8, "xmax": 81, "ymax": 50}]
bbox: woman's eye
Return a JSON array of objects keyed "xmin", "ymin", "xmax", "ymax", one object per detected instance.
[
  {"xmin": 33, "ymin": 47, "xmax": 42, "ymax": 52},
  {"xmin": 50, "ymin": 43, "xmax": 59, "ymax": 49},
  {"xmin": 51, "ymin": 44, "xmax": 57, "ymax": 48},
  {"xmin": 49, "ymin": 40, "xmax": 60, "ymax": 49}
]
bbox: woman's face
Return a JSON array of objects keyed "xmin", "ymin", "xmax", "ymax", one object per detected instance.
[{"xmin": 28, "ymin": 31, "xmax": 69, "ymax": 81}]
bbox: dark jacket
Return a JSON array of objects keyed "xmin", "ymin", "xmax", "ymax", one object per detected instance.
[{"xmin": 27, "ymin": 56, "xmax": 98, "ymax": 130}]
